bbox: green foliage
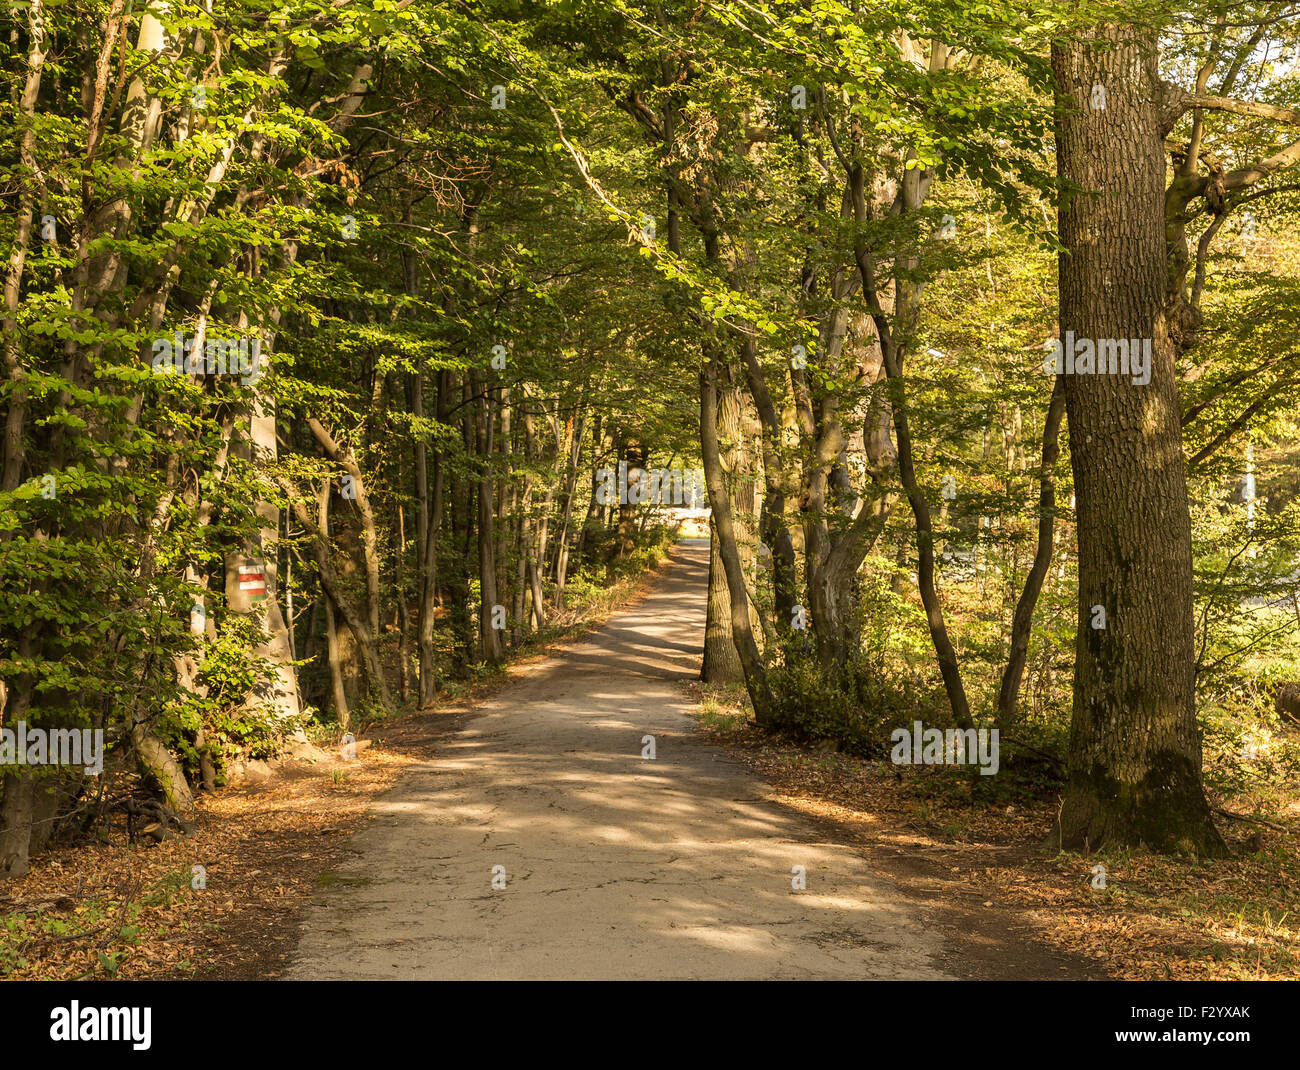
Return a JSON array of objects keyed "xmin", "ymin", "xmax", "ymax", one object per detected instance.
[
  {"xmin": 767, "ymin": 647, "xmax": 933, "ymax": 757},
  {"xmin": 173, "ymin": 616, "xmax": 304, "ymax": 778},
  {"xmin": 3, "ymin": 0, "xmax": 1300, "ymax": 881}
]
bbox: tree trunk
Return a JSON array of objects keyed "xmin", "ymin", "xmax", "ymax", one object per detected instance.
[
  {"xmin": 131, "ymin": 716, "xmax": 196, "ymax": 813},
  {"xmin": 391, "ymin": 497, "xmax": 410, "ymax": 701},
  {"xmin": 552, "ymin": 409, "xmax": 584, "ymax": 608},
  {"xmin": 738, "ymin": 336, "xmax": 797, "ymax": 628},
  {"xmin": 614, "ymin": 441, "xmax": 644, "ymax": 563},
  {"xmin": 1051, "ymin": 26, "xmax": 1224, "ymax": 855},
  {"xmin": 701, "ymin": 374, "xmax": 747, "ymax": 682},
  {"xmin": 571, "ymin": 412, "xmax": 604, "ymax": 583},
  {"xmin": 700, "ymin": 352, "xmax": 773, "ymax": 721},
  {"xmin": 513, "ymin": 473, "xmax": 531, "ymax": 646},
  {"xmin": 308, "ymin": 417, "xmax": 382, "ymax": 646},
  {"xmin": 849, "ymin": 156, "xmax": 973, "ymax": 731},
  {"xmin": 224, "ymin": 388, "xmax": 303, "ymax": 729},
  {"xmin": 448, "ymin": 376, "xmax": 476, "ymax": 674},
  {"xmin": 475, "ymin": 373, "xmax": 505, "ymax": 665},
  {"xmin": 417, "ymin": 370, "xmax": 447, "ymax": 705},
  {"xmin": 997, "ymin": 375, "xmax": 1066, "ymax": 723},
  {"xmin": 702, "ymin": 517, "xmax": 745, "ymax": 683},
  {"xmin": 321, "ymin": 482, "xmax": 352, "ymax": 731},
  {"xmin": 1, "ymin": 0, "xmax": 46, "ymax": 495},
  {"xmin": 0, "ymin": 773, "xmax": 38, "ymax": 880},
  {"xmin": 284, "ymin": 481, "xmax": 394, "ymax": 709},
  {"xmin": 324, "ymin": 595, "xmax": 350, "ymax": 732}
]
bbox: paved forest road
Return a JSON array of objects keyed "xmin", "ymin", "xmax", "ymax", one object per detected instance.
[{"xmin": 287, "ymin": 541, "xmax": 953, "ymax": 980}]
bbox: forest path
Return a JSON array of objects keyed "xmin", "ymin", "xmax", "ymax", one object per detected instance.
[{"xmin": 287, "ymin": 540, "xmax": 953, "ymax": 979}]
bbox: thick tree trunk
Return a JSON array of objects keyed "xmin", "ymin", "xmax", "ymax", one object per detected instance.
[
  {"xmin": 808, "ymin": 488, "xmax": 892, "ymax": 674},
  {"xmin": 0, "ymin": 637, "xmax": 37, "ymax": 878},
  {"xmin": 613, "ymin": 441, "xmax": 644, "ymax": 563},
  {"xmin": 224, "ymin": 388, "xmax": 303, "ymax": 729},
  {"xmin": 131, "ymin": 717, "xmax": 195, "ymax": 813},
  {"xmin": 308, "ymin": 417, "xmax": 382, "ymax": 645},
  {"xmin": 805, "ymin": 379, "xmax": 895, "ymax": 674},
  {"xmin": 701, "ymin": 374, "xmax": 748, "ymax": 682},
  {"xmin": 700, "ymin": 353, "xmax": 773, "ymax": 721},
  {"xmin": 702, "ymin": 518, "xmax": 745, "ymax": 683},
  {"xmin": 1051, "ymin": 27, "xmax": 1224, "ymax": 855},
  {"xmin": 0, "ymin": 773, "xmax": 38, "ymax": 880},
  {"xmin": 1, "ymin": 0, "xmax": 46, "ymax": 495},
  {"xmin": 528, "ymin": 556, "xmax": 546, "ymax": 630}
]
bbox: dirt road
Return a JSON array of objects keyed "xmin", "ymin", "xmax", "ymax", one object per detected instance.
[{"xmin": 287, "ymin": 541, "xmax": 953, "ymax": 979}]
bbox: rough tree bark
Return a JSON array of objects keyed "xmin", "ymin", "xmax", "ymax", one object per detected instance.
[
  {"xmin": 1051, "ymin": 25, "xmax": 1224, "ymax": 856},
  {"xmin": 700, "ymin": 351, "xmax": 773, "ymax": 722},
  {"xmin": 702, "ymin": 379, "xmax": 747, "ymax": 684}
]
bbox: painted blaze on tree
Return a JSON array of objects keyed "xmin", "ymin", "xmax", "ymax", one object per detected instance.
[{"xmin": 1051, "ymin": 25, "xmax": 1224, "ymax": 856}]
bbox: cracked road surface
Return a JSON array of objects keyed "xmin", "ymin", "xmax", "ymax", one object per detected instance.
[{"xmin": 287, "ymin": 540, "xmax": 953, "ymax": 980}]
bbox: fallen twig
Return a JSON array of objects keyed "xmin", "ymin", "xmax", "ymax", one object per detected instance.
[
  {"xmin": 17, "ymin": 925, "xmax": 108, "ymax": 954},
  {"xmin": 1212, "ymin": 806, "xmax": 1292, "ymax": 833}
]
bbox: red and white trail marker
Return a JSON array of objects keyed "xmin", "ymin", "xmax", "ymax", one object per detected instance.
[{"xmin": 238, "ymin": 564, "xmax": 267, "ymax": 600}]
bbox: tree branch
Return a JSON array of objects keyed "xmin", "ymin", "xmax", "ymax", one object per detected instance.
[{"xmin": 1184, "ymin": 93, "xmax": 1300, "ymax": 125}]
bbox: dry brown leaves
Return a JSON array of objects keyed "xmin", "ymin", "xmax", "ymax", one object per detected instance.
[
  {"xmin": 687, "ymin": 687, "xmax": 1300, "ymax": 981},
  {"xmin": 0, "ymin": 744, "xmax": 421, "ymax": 980}
]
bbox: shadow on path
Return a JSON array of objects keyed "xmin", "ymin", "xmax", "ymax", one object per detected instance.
[{"xmin": 287, "ymin": 543, "xmax": 953, "ymax": 980}]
